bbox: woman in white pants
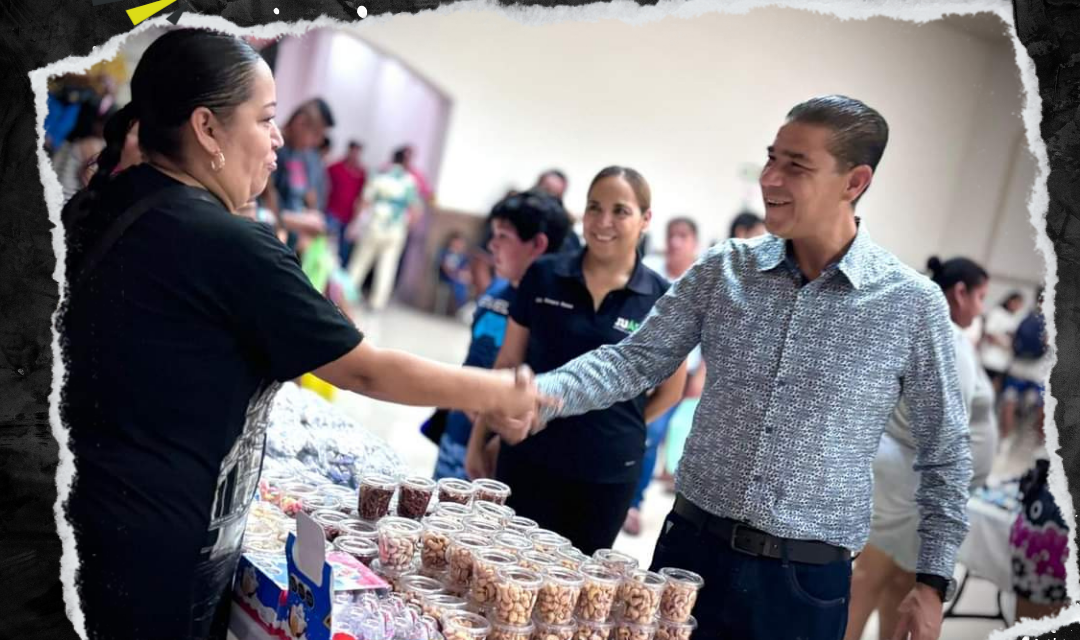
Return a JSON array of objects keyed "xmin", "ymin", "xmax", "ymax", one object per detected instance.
[
  {"xmin": 347, "ymin": 148, "xmax": 421, "ymax": 310},
  {"xmin": 845, "ymin": 255, "xmax": 998, "ymax": 640}
]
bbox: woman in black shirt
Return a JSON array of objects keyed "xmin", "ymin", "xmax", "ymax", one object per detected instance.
[
  {"xmin": 60, "ymin": 28, "xmax": 544, "ymax": 640},
  {"xmin": 465, "ymin": 167, "xmax": 687, "ymax": 553}
]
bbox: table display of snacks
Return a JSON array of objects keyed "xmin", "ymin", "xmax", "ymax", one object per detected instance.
[{"xmin": 241, "ymin": 474, "xmax": 700, "ymax": 640}]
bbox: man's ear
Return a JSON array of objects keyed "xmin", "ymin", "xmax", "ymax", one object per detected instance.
[
  {"xmin": 532, "ymin": 233, "xmax": 550, "ymax": 257},
  {"xmin": 844, "ymin": 165, "xmax": 874, "ymax": 204}
]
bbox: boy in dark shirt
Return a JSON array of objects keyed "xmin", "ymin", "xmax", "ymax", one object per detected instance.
[{"xmin": 427, "ymin": 190, "xmax": 570, "ymax": 479}]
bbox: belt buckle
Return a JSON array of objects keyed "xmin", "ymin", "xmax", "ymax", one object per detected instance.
[{"xmin": 729, "ymin": 523, "xmax": 766, "ymax": 557}]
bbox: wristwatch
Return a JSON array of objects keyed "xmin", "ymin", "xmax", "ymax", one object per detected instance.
[{"xmin": 915, "ymin": 573, "xmax": 956, "ymax": 603}]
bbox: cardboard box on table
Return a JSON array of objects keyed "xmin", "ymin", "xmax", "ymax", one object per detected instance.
[{"xmin": 231, "ymin": 511, "xmax": 390, "ymax": 640}]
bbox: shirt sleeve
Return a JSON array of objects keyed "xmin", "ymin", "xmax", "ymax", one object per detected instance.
[
  {"xmin": 219, "ymin": 219, "xmax": 363, "ymax": 382},
  {"xmin": 905, "ymin": 286, "xmax": 974, "ymax": 579},
  {"xmin": 535, "ymin": 248, "xmax": 719, "ymax": 423}
]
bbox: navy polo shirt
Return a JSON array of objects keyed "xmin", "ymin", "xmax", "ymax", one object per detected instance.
[{"xmin": 501, "ymin": 249, "xmax": 670, "ymax": 484}]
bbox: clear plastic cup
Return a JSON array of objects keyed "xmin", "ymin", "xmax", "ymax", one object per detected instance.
[
  {"xmin": 574, "ymin": 563, "xmax": 622, "ymax": 623},
  {"xmin": 311, "ymin": 508, "xmax": 351, "ymax": 541},
  {"xmin": 318, "ymin": 483, "xmax": 358, "ymax": 512},
  {"xmin": 656, "ymin": 568, "xmax": 703, "ymax": 624},
  {"xmin": 359, "ymin": 474, "xmax": 399, "ymax": 521},
  {"xmin": 473, "ymin": 478, "xmax": 512, "ymax": 505},
  {"xmin": 401, "ymin": 574, "xmax": 447, "ymax": 609},
  {"xmin": 443, "ymin": 611, "xmax": 492, "ymax": 640},
  {"xmin": 447, "ymin": 531, "xmax": 492, "ymax": 592},
  {"xmin": 613, "ymin": 620, "xmax": 657, "ymax": 640},
  {"xmin": 573, "ymin": 619, "xmax": 615, "ymax": 640},
  {"xmin": 334, "ymin": 535, "xmax": 379, "ymax": 567},
  {"xmin": 399, "ymin": 476, "xmax": 438, "ymax": 520},
  {"xmin": 556, "ymin": 548, "xmax": 590, "ymax": 571},
  {"xmin": 471, "ymin": 548, "xmax": 519, "ymax": 608},
  {"xmin": 280, "ymin": 482, "xmax": 319, "ymax": 517},
  {"xmin": 615, "ymin": 570, "xmax": 666, "ymax": 624},
  {"xmin": 436, "ymin": 501, "xmax": 474, "ymax": 522},
  {"xmin": 243, "ymin": 530, "xmax": 282, "ymax": 553},
  {"xmin": 249, "ymin": 501, "xmax": 286, "ymax": 523},
  {"xmin": 422, "ymin": 516, "xmax": 466, "ymax": 573},
  {"xmin": 371, "ymin": 559, "xmax": 417, "ymax": 592},
  {"xmin": 338, "ymin": 518, "xmax": 378, "ymax": 540},
  {"xmin": 494, "ymin": 531, "xmax": 534, "ymax": 556},
  {"xmin": 464, "ymin": 516, "xmax": 503, "ymax": 538},
  {"xmin": 490, "ymin": 620, "xmax": 536, "ymax": 640},
  {"xmin": 438, "ymin": 478, "xmax": 476, "ymax": 506},
  {"xmin": 301, "ymin": 493, "xmax": 343, "ymax": 517},
  {"xmin": 654, "ymin": 616, "xmax": 696, "ymax": 640},
  {"xmin": 491, "ymin": 567, "xmax": 543, "ymax": 625},
  {"xmin": 535, "ymin": 566, "xmax": 584, "ymax": 625},
  {"xmin": 592, "ymin": 549, "xmax": 638, "ymax": 578},
  {"xmin": 531, "ymin": 620, "xmax": 576, "ymax": 640},
  {"xmin": 529, "ymin": 530, "xmax": 572, "ymax": 554},
  {"xmin": 505, "ymin": 516, "xmax": 540, "ymax": 536},
  {"xmin": 378, "ymin": 516, "xmax": 423, "ymax": 572},
  {"xmin": 519, "ymin": 550, "xmax": 559, "ymax": 573},
  {"xmin": 421, "ymin": 593, "xmax": 469, "ymax": 626},
  {"xmin": 474, "ymin": 500, "xmax": 515, "ymax": 526}
]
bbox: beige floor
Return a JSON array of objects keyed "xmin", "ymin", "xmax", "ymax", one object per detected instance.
[{"xmin": 328, "ymin": 303, "xmax": 1041, "ymax": 640}]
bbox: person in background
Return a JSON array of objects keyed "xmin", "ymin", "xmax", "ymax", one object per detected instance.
[
  {"xmin": 729, "ymin": 210, "xmax": 767, "ymax": 239},
  {"xmin": 845, "ymin": 256, "xmax": 997, "ymax": 640},
  {"xmin": 430, "ymin": 190, "xmax": 570, "ymax": 480},
  {"xmin": 319, "ymin": 135, "xmax": 332, "ymax": 163},
  {"xmin": 536, "ymin": 169, "xmax": 568, "ymax": 202},
  {"xmin": 467, "ymin": 166, "xmax": 689, "ymax": 554},
  {"xmin": 346, "ymin": 148, "xmax": 422, "ymax": 310},
  {"xmin": 980, "ymin": 291, "xmax": 1025, "ymax": 394},
  {"xmin": 999, "ymin": 287, "xmax": 1049, "ymax": 442},
  {"xmin": 438, "ymin": 231, "xmax": 474, "ymax": 311},
  {"xmin": 508, "ymin": 96, "xmax": 973, "ymax": 640},
  {"xmin": 326, "ymin": 140, "xmax": 367, "ymax": 266},
  {"xmin": 59, "ymin": 28, "xmax": 547, "ymax": 640},
  {"xmin": 52, "ymin": 98, "xmax": 114, "ymax": 202},
  {"xmin": 398, "ymin": 144, "xmax": 434, "ymax": 204},
  {"xmin": 262, "ymin": 97, "xmax": 335, "ymax": 251},
  {"xmin": 624, "ymin": 216, "xmax": 703, "ymax": 536}
]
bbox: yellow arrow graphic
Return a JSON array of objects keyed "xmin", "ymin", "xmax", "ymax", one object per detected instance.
[{"xmin": 127, "ymin": 0, "xmax": 178, "ymax": 25}]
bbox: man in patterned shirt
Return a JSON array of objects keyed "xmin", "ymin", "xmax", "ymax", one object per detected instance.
[{"xmin": 514, "ymin": 96, "xmax": 972, "ymax": 640}]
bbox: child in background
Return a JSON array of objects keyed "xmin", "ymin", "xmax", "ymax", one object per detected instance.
[{"xmin": 439, "ymin": 232, "xmax": 473, "ymax": 311}]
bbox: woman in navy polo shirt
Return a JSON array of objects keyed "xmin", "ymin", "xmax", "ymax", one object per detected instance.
[{"xmin": 466, "ymin": 166, "xmax": 688, "ymax": 553}]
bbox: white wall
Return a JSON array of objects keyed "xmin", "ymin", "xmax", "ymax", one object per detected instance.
[{"xmin": 352, "ymin": 7, "xmax": 1028, "ymax": 270}]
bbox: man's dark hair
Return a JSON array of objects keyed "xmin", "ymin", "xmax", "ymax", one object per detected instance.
[
  {"xmin": 786, "ymin": 95, "xmax": 888, "ymax": 206},
  {"xmin": 288, "ymin": 97, "xmax": 336, "ymax": 128},
  {"xmin": 392, "ymin": 147, "xmax": 409, "ymax": 165},
  {"xmin": 538, "ymin": 169, "xmax": 567, "ymax": 184},
  {"xmin": 348, "ymin": 140, "xmax": 362, "ymax": 150},
  {"xmin": 489, "ymin": 189, "xmax": 570, "ymax": 254},
  {"xmin": 320, "ymin": 136, "xmax": 332, "ymax": 152},
  {"xmin": 667, "ymin": 217, "xmax": 698, "ymax": 238},
  {"xmin": 729, "ymin": 211, "xmax": 764, "ymax": 239},
  {"xmin": 1001, "ymin": 291, "xmax": 1024, "ymax": 309}
]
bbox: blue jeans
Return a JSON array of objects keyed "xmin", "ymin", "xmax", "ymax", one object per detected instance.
[
  {"xmin": 630, "ymin": 406, "xmax": 676, "ymax": 509},
  {"xmin": 650, "ymin": 508, "xmax": 852, "ymax": 639},
  {"xmin": 325, "ymin": 216, "xmax": 354, "ymax": 267}
]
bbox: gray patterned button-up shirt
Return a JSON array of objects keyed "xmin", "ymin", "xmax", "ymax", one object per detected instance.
[{"xmin": 535, "ymin": 223, "xmax": 972, "ymax": 578}]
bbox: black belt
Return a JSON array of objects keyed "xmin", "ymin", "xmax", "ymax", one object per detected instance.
[{"xmin": 673, "ymin": 495, "xmax": 851, "ymax": 566}]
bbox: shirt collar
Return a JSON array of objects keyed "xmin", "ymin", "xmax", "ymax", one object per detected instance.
[
  {"xmin": 553, "ymin": 248, "xmax": 659, "ymax": 296},
  {"xmin": 752, "ymin": 217, "xmax": 874, "ymax": 289}
]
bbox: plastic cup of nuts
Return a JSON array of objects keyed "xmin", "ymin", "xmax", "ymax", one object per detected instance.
[
  {"xmin": 490, "ymin": 620, "xmax": 536, "ymax": 640},
  {"xmin": 400, "ymin": 574, "xmax": 447, "ymax": 609},
  {"xmin": 573, "ymin": 619, "xmax": 615, "ymax": 640},
  {"xmin": 280, "ymin": 483, "xmax": 319, "ymax": 517},
  {"xmin": 613, "ymin": 620, "xmax": 657, "ymax": 640},
  {"xmin": 359, "ymin": 474, "xmax": 399, "ymax": 521},
  {"xmin": 531, "ymin": 620, "xmax": 576, "ymax": 640},
  {"xmin": 574, "ymin": 563, "xmax": 622, "ymax": 623},
  {"xmin": 333, "ymin": 535, "xmax": 379, "ymax": 566},
  {"xmin": 505, "ymin": 516, "xmax": 540, "ymax": 536},
  {"xmin": 615, "ymin": 570, "xmax": 667, "ymax": 625},
  {"xmin": 656, "ymin": 568, "xmax": 703, "ymax": 624},
  {"xmin": 556, "ymin": 548, "xmax": 590, "ymax": 571},
  {"xmin": 422, "ymin": 516, "xmax": 466, "ymax": 573},
  {"xmin": 529, "ymin": 530, "xmax": 572, "ymax": 554},
  {"xmin": 316, "ymin": 483, "xmax": 357, "ymax": 513},
  {"xmin": 494, "ymin": 531, "xmax": 534, "ymax": 556},
  {"xmin": 398, "ymin": 476, "xmax": 437, "ymax": 520},
  {"xmin": 300, "ymin": 493, "xmax": 343, "ymax": 517},
  {"xmin": 436, "ymin": 501, "xmax": 474, "ymax": 522},
  {"xmin": 472, "ymin": 549, "xmax": 520, "ymax": 608},
  {"xmin": 473, "ymin": 478, "xmax": 512, "ymax": 505},
  {"xmin": 465, "ymin": 516, "xmax": 504, "ymax": 539},
  {"xmin": 443, "ymin": 611, "xmax": 493, "ymax": 640},
  {"xmin": 654, "ymin": 616, "xmax": 695, "ymax": 640},
  {"xmin": 438, "ymin": 478, "xmax": 476, "ymax": 505},
  {"xmin": 371, "ymin": 559, "xmax": 416, "ymax": 591},
  {"xmin": 519, "ymin": 550, "xmax": 559, "ymax": 572},
  {"xmin": 377, "ymin": 516, "xmax": 423, "ymax": 572},
  {"xmin": 491, "ymin": 567, "xmax": 543, "ymax": 626},
  {"xmin": 474, "ymin": 500, "xmax": 516, "ymax": 526},
  {"xmin": 338, "ymin": 518, "xmax": 378, "ymax": 540},
  {"xmin": 311, "ymin": 508, "xmax": 351, "ymax": 541},
  {"xmin": 422, "ymin": 593, "xmax": 469, "ymax": 625},
  {"xmin": 592, "ymin": 549, "xmax": 639, "ymax": 578},
  {"xmin": 535, "ymin": 566, "xmax": 584, "ymax": 625},
  {"xmin": 447, "ymin": 531, "xmax": 492, "ymax": 592}
]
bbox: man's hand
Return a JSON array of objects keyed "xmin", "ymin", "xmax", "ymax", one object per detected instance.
[{"xmin": 891, "ymin": 583, "xmax": 943, "ymax": 640}]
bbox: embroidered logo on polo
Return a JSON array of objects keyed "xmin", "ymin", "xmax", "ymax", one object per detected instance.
[
  {"xmin": 614, "ymin": 317, "xmax": 641, "ymax": 334},
  {"xmin": 536, "ymin": 297, "xmax": 574, "ymax": 309}
]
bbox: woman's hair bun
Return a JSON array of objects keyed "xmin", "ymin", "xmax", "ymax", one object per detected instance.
[{"xmin": 926, "ymin": 256, "xmax": 943, "ymax": 275}]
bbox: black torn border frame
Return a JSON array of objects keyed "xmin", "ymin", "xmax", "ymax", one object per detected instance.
[{"xmin": 0, "ymin": 0, "xmax": 1079, "ymax": 638}]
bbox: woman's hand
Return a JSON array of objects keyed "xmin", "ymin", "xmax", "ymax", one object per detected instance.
[{"xmin": 484, "ymin": 365, "xmax": 558, "ymax": 445}]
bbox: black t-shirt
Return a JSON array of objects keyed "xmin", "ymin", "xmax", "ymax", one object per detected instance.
[
  {"xmin": 61, "ymin": 164, "xmax": 362, "ymax": 639},
  {"xmin": 499, "ymin": 250, "xmax": 669, "ymax": 484}
]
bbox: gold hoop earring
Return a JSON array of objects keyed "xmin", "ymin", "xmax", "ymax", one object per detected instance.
[{"xmin": 210, "ymin": 151, "xmax": 225, "ymax": 172}]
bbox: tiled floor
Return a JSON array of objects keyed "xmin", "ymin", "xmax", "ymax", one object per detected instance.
[{"xmin": 328, "ymin": 303, "xmax": 1043, "ymax": 640}]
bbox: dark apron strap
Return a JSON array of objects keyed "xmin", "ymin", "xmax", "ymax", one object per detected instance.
[{"xmin": 71, "ymin": 185, "xmax": 223, "ymax": 290}]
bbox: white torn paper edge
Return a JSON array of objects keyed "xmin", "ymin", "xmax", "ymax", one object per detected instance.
[{"xmin": 30, "ymin": 1, "xmax": 1072, "ymax": 638}]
